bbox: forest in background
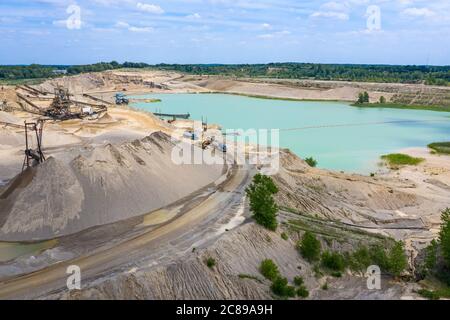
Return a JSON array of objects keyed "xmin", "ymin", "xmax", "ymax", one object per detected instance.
[{"xmin": 1, "ymin": 62, "xmax": 449, "ymax": 86}]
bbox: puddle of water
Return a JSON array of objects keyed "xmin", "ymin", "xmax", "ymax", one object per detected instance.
[
  {"xmin": 216, "ymin": 196, "xmax": 247, "ymax": 236},
  {"xmin": 0, "ymin": 239, "xmax": 58, "ymax": 263}
]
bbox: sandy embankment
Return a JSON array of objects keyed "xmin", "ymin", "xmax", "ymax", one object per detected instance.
[{"xmin": 384, "ymin": 148, "xmax": 450, "ymax": 232}]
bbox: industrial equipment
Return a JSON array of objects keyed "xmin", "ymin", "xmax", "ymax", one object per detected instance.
[
  {"xmin": 22, "ymin": 120, "xmax": 45, "ymax": 171},
  {"xmin": 115, "ymin": 93, "xmax": 129, "ymax": 105}
]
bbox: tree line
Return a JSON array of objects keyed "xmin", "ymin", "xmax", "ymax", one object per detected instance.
[
  {"xmin": 156, "ymin": 63, "xmax": 450, "ymax": 86},
  {"xmin": 2, "ymin": 62, "xmax": 449, "ymax": 86},
  {"xmin": 0, "ymin": 61, "xmax": 151, "ymax": 81}
]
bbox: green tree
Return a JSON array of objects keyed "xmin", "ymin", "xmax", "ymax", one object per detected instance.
[
  {"xmin": 246, "ymin": 174, "xmax": 279, "ymax": 231},
  {"xmin": 370, "ymin": 244, "xmax": 390, "ymax": 271},
  {"xmin": 321, "ymin": 251, "xmax": 346, "ymax": 272},
  {"xmin": 439, "ymin": 208, "xmax": 450, "ymax": 267},
  {"xmin": 379, "ymin": 96, "xmax": 386, "ymax": 104},
  {"xmin": 424, "ymin": 239, "xmax": 438, "ymax": 271},
  {"xmin": 293, "ymin": 276, "xmax": 304, "ymax": 286},
  {"xmin": 298, "ymin": 232, "xmax": 321, "ymax": 262},
  {"xmin": 270, "ymin": 277, "xmax": 296, "ymax": 298},
  {"xmin": 296, "ymin": 285, "xmax": 309, "ymax": 298},
  {"xmin": 363, "ymin": 91, "xmax": 370, "ymax": 103},
  {"xmin": 388, "ymin": 241, "xmax": 408, "ymax": 277},
  {"xmin": 357, "ymin": 92, "xmax": 365, "ymax": 104},
  {"xmin": 260, "ymin": 259, "xmax": 280, "ymax": 281},
  {"xmin": 305, "ymin": 157, "xmax": 318, "ymax": 168},
  {"xmin": 349, "ymin": 246, "xmax": 372, "ymax": 272}
]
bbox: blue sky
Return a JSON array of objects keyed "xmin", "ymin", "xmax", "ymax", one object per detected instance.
[{"xmin": 0, "ymin": 0, "xmax": 449, "ymax": 65}]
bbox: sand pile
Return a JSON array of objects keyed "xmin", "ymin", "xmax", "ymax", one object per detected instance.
[
  {"xmin": 36, "ymin": 70, "xmax": 180, "ymax": 95},
  {"xmin": 0, "ymin": 112, "xmax": 25, "ymax": 149},
  {"xmin": 0, "ymin": 130, "xmax": 24, "ymax": 149},
  {"xmin": 0, "ymin": 132, "xmax": 225, "ymax": 241},
  {"xmin": 0, "ymin": 111, "xmax": 22, "ymax": 125},
  {"xmin": 38, "ymin": 73, "xmax": 107, "ymax": 94}
]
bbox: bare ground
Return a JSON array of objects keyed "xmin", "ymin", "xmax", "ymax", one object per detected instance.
[{"xmin": 0, "ymin": 70, "xmax": 449, "ymax": 300}]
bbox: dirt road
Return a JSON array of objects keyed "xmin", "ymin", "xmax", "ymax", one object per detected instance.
[{"xmin": 0, "ymin": 165, "xmax": 251, "ymax": 299}]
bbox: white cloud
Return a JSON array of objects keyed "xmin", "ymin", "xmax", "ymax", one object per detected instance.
[
  {"xmin": 402, "ymin": 7, "xmax": 435, "ymax": 18},
  {"xmin": 310, "ymin": 11, "xmax": 349, "ymax": 20},
  {"xmin": 115, "ymin": 21, "xmax": 130, "ymax": 28},
  {"xmin": 258, "ymin": 30, "xmax": 291, "ymax": 39},
  {"xmin": 398, "ymin": 0, "xmax": 414, "ymax": 5},
  {"xmin": 115, "ymin": 21, "xmax": 153, "ymax": 32},
  {"xmin": 129, "ymin": 26, "xmax": 153, "ymax": 32},
  {"xmin": 136, "ymin": 3, "xmax": 164, "ymax": 14},
  {"xmin": 186, "ymin": 13, "xmax": 201, "ymax": 19},
  {"xmin": 321, "ymin": 1, "xmax": 348, "ymax": 11},
  {"xmin": 310, "ymin": 1, "xmax": 351, "ymax": 21},
  {"xmin": 258, "ymin": 34, "xmax": 274, "ymax": 39}
]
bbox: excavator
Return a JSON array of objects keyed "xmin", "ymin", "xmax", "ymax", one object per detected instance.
[{"xmin": 202, "ymin": 137, "xmax": 214, "ymax": 150}]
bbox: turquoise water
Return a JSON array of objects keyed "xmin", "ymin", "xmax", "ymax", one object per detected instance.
[{"xmin": 131, "ymin": 93, "xmax": 450, "ymax": 173}]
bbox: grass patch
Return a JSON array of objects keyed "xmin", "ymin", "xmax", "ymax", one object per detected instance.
[
  {"xmin": 0, "ymin": 78, "xmax": 48, "ymax": 86},
  {"xmin": 417, "ymin": 289, "xmax": 441, "ymax": 300},
  {"xmin": 238, "ymin": 274, "xmax": 262, "ymax": 283},
  {"xmin": 381, "ymin": 153, "xmax": 424, "ymax": 167},
  {"xmin": 285, "ymin": 210, "xmax": 388, "ymax": 243},
  {"xmin": 428, "ymin": 142, "xmax": 450, "ymax": 155},
  {"xmin": 352, "ymin": 102, "xmax": 450, "ymax": 113}
]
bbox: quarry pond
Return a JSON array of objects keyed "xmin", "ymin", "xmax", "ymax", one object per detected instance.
[{"xmin": 132, "ymin": 93, "xmax": 450, "ymax": 174}]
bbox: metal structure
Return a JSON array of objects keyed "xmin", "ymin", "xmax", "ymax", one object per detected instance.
[
  {"xmin": 202, "ymin": 137, "xmax": 214, "ymax": 150},
  {"xmin": 45, "ymin": 86, "xmax": 73, "ymax": 120},
  {"xmin": 115, "ymin": 93, "xmax": 129, "ymax": 105},
  {"xmin": 201, "ymin": 116, "xmax": 208, "ymax": 131},
  {"xmin": 16, "ymin": 93, "xmax": 43, "ymax": 114},
  {"xmin": 82, "ymin": 93, "xmax": 111, "ymax": 105},
  {"xmin": 22, "ymin": 120, "xmax": 45, "ymax": 171},
  {"xmin": 16, "ymin": 85, "xmax": 107, "ymax": 120},
  {"xmin": 0, "ymin": 100, "xmax": 12, "ymax": 112},
  {"xmin": 154, "ymin": 112, "xmax": 191, "ymax": 121}
]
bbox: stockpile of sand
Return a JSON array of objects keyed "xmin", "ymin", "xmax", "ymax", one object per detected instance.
[
  {"xmin": 0, "ymin": 132, "xmax": 225, "ymax": 241},
  {"xmin": 0, "ymin": 111, "xmax": 22, "ymax": 125},
  {"xmin": 38, "ymin": 73, "xmax": 107, "ymax": 94},
  {"xmin": 0, "ymin": 112, "xmax": 25, "ymax": 149}
]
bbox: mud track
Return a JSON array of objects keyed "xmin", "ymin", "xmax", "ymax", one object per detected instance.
[{"xmin": 0, "ymin": 165, "xmax": 251, "ymax": 299}]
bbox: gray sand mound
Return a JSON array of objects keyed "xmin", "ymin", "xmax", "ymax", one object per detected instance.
[
  {"xmin": 0, "ymin": 111, "xmax": 22, "ymax": 125},
  {"xmin": 0, "ymin": 132, "xmax": 224, "ymax": 241}
]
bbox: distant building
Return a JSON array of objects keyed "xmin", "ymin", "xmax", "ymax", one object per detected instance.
[{"xmin": 52, "ymin": 69, "xmax": 68, "ymax": 75}]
